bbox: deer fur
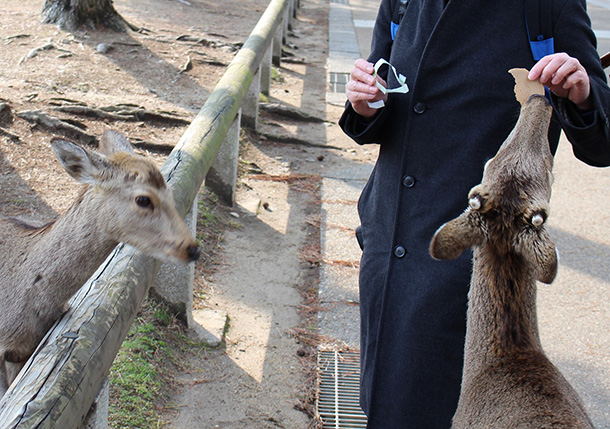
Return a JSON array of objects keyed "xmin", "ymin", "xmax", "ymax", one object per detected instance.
[
  {"xmin": 430, "ymin": 95, "xmax": 593, "ymax": 428},
  {"xmin": 0, "ymin": 130, "xmax": 200, "ymax": 397}
]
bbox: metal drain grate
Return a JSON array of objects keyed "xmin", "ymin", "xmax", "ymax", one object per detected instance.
[{"xmin": 317, "ymin": 350, "xmax": 368, "ymax": 428}]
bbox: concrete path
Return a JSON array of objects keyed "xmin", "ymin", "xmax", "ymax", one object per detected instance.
[
  {"xmin": 320, "ymin": 0, "xmax": 382, "ymax": 351},
  {"xmin": 321, "ymin": 1, "xmax": 609, "ymax": 427}
]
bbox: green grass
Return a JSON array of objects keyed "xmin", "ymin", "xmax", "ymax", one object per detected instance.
[{"xmin": 108, "ymin": 301, "xmax": 180, "ymax": 428}]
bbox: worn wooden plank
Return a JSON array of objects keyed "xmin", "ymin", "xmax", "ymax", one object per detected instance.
[{"xmin": 0, "ymin": 245, "xmax": 160, "ymax": 427}]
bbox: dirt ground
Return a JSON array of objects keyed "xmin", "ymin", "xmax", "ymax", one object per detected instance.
[{"xmin": 0, "ymin": 0, "xmax": 333, "ymax": 427}]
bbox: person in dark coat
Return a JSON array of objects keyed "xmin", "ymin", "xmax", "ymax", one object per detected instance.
[{"xmin": 339, "ymin": 0, "xmax": 610, "ymax": 426}]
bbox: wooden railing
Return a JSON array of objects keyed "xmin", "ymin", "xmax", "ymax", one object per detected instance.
[{"xmin": 0, "ymin": 0, "xmax": 297, "ymax": 426}]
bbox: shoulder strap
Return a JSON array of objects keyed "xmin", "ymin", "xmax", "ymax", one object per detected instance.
[
  {"xmin": 391, "ymin": 0, "xmax": 409, "ymax": 40},
  {"xmin": 525, "ymin": 0, "xmax": 555, "ymax": 60}
]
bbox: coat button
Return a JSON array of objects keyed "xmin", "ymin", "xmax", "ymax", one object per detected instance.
[
  {"xmin": 414, "ymin": 102, "xmax": 426, "ymax": 114},
  {"xmin": 394, "ymin": 245, "xmax": 407, "ymax": 258},
  {"xmin": 402, "ymin": 175, "xmax": 416, "ymax": 188}
]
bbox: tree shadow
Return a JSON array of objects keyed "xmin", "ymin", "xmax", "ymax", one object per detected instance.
[
  {"xmin": 553, "ymin": 357, "xmax": 610, "ymax": 428},
  {"xmin": 548, "ymin": 226, "xmax": 610, "ymax": 282},
  {"xmin": 0, "ymin": 149, "xmax": 58, "ymax": 219},
  {"xmin": 77, "ymin": 31, "xmax": 210, "ymax": 114}
]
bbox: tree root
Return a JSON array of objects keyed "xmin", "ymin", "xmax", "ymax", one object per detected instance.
[
  {"xmin": 258, "ymin": 131, "xmax": 343, "ymax": 151},
  {"xmin": 260, "ymin": 102, "xmax": 327, "ymax": 123},
  {"xmin": 0, "ymin": 127, "xmax": 21, "ymax": 143},
  {"xmin": 18, "ymin": 43, "xmax": 72, "ymax": 64},
  {"xmin": 175, "ymin": 35, "xmax": 242, "ymax": 52},
  {"xmin": 50, "ymin": 102, "xmax": 191, "ymax": 125},
  {"xmin": 15, "ymin": 110, "xmax": 96, "ymax": 145},
  {"xmin": 187, "ymin": 50, "xmax": 228, "ymax": 67}
]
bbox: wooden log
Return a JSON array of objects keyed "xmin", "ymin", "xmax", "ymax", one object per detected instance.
[{"xmin": 0, "ymin": 245, "xmax": 160, "ymax": 427}]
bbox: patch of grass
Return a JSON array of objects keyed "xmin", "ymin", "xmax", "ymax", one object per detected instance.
[
  {"xmin": 108, "ymin": 300, "xmax": 185, "ymax": 428},
  {"xmin": 270, "ymin": 66, "xmax": 284, "ymax": 83}
]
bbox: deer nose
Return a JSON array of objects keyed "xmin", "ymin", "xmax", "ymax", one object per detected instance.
[{"xmin": 187, "ymin": 244, "xmax": 201, "ymax": 262}]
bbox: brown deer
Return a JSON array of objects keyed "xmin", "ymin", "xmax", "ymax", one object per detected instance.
[
  {"xmin": 429, "ymin": 93, "xmax": 594, "ymax": 428},
  {"xmin": 0, "ymin": 130, "xmax": 200, "ymax": 397}
]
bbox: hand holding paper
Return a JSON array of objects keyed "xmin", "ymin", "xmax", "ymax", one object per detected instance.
[{"xmin": 367, "ymin": 59, "xmax": 409, "ymax": 109}]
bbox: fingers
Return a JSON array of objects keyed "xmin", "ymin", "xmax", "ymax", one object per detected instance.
[
  {"xmin": 346, "ymin": 59, "xmax": 388, "ymax": 117},
  {"xmin": 529, "ymin": 53, "xmax": 581, "ymax": 86},
  {"xmin": 528, "ymin": 53, "xmax": 591, "ymax": 108}
]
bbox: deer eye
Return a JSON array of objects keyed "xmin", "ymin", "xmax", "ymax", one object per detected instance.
[
  {"xmin": 531, "ymin": 211, "xmax": 547, "ymax": 227},
  {"xmin": 469, "ymin": 194, "xmax": 485, "ymax": 211},
  {"xmin": 135, "ymin": 196, "xmax": 153, "ymax": 209}
]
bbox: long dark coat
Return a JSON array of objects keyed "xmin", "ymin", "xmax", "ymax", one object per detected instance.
[{"xmin": 339, "ymin": 0, "xmax": 610, "ymax": 426}]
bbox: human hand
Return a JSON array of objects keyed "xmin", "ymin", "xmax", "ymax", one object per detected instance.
[
  {"xmin": 528, "ymin": 53, "xmax": 592, "ymax": 110},
  {"xmin": 346, "ymin": 59, "xmax": 388, "ymax": 118}
]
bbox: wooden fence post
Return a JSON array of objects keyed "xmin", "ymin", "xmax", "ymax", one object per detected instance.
[
  {"xmin": 282, "ymin": 5, "xmax": 289, "ymax": 43},
  {"xmin": 273, "ymin": 25, "xmax": 283, "ymax": 66},
  {"xmin": 242, "ymin": 69, "xmax": 260, "ymax": 130},
  {"xmin": 82, "ymin": 378, "xmax": 109, "ymax": 429},
  {"xmin": 261, "ymin": 46, "xmax": 272, "ymax": 97},
  {"xmin": 288, "ymin": 0, "xmax": 295, "ymax": 30},
  {"xmin": 205, "ymin": 110, "xmax": 242, "ymax": 205},
  {"xmin": 150, "ymin": 195, "xmax": 198, "ymax": 325}
]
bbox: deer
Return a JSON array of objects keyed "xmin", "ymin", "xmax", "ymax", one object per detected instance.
[
  {"xmin": 429, "ymin": 86, "xmax": 594, "ymax": 427},
  {"xmin": 0, "ymin": 130, "xmax": 200, "ymax": 397}
]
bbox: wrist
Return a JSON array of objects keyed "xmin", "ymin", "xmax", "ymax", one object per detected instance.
[{"xmin": 575, "ymin": 98, "xmax": 593, "ymax": 112}]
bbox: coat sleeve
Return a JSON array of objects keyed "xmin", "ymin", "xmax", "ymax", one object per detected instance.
[
  {"xmin": 338, "ymin": 0, "xmax": 396, "ymax": 145},
  {"xmin": 551, "ymin": 0, "xmax": 610, "ymax": 167}
]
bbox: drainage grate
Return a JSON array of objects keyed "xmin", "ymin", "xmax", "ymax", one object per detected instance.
[
  {"xmin": 329, "ymin": 72, "xmax": 350, "ymax": 93},
  {"xmin": 317, "ymin": 350, "xmax": 368, "ymax": 428}
]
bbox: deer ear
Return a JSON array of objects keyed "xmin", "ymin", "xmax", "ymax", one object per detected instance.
[
  {"xmin": 51, "ymin": 138, "xmax": 111, "ymax": 185},
  {"xmin": 429, "ymin": 210, "xmax": 483, "ymax": 260},
  {"xmin": 99, "ymin": 129, "xmax": 135, "ymax": 156}
]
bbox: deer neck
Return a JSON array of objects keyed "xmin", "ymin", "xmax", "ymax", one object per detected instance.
[
  {"xmin": 463, "ymin": 245, "xmax": 542, "ymax": 377},
  {"xmin": 24, "ymin": 189, "xmax": 118, "ymax": 308}
]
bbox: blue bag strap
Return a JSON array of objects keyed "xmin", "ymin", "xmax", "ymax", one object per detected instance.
[
  {"xmin": 525, "ymin": 0, "xmax": 555, "ymax": 60},
  {"xmin": 390, "ymin": 0, "xmax": 409, "ymax": 41}
]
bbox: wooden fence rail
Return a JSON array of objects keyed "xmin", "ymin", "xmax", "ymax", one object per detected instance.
[{"xmin": 0, "ymin": 0, "xmax": 295, "ymax": 426}]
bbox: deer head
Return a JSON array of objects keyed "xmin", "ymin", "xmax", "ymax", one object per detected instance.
[
  {"xmin": 429, "ymin": 95, "xmax": 557, "ymax": 284},
  {"xmin": 51, "ymin": 130, "xmax": 200, "ymax": 263}
]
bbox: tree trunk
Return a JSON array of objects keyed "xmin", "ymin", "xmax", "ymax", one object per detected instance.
[{"xmin": 42, "ymin": 0, "xmax": 137, "ymax": 32}]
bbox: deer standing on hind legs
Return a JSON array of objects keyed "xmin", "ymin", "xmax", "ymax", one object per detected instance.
[
  {"xmin": 429, "ymin": 75, "xmax": 594, "ymax": 427},
  {"xmin": 0, "ymin": 130, "xmax": 200, "ymax": 398}
]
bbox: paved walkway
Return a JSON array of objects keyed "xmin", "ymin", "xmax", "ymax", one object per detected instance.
[
  {"xmin": 320, "ymin": 1, "xmax": 609, "ymax": 427},
  {"xmin": 319, "ymin": 0, "xmax": 381, "ymax": 351}
]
